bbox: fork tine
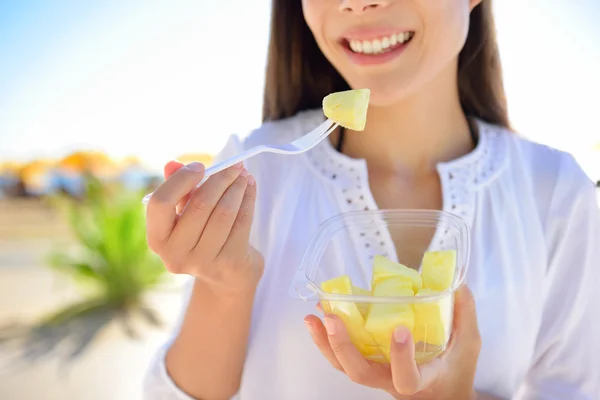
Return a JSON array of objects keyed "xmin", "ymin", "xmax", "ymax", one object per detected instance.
[
  {"xmin": 296, "ymin": 122, "xmax": 338, "ymax": 152},
  {"xmin": 292, "ymin": 119, "xmax": 335, "ymax": 147}
]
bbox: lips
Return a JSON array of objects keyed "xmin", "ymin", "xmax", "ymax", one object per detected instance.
[{"xmin": 338, "ymin": 29, "xmax": 415, "ymax": 66}]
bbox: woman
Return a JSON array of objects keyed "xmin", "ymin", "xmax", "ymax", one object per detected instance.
[{"xmin": 143, "ymin": 1, "xmax": 600, "ymax": 399}]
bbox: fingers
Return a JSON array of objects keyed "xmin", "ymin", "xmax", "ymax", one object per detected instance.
[
  {"xmin": 322, "ymin": 314, "xmax": 392, "ymax": 390},
  {"xmin": 168, "ymin": 163, "xmax": 244, "ymax": 255},
  {"xmin": 389, "ymin": 326, "xmax": 423, "ymax": 394},
  {"xmin": 304, "ymin": 315, "xmax": 344, "ymax": 372},
  {"xmin": 451, "ymin": 285, "xmax": 481, "ymax": 355},
  {"xmin": 194, "ymin": 172, "xmax": 249, "ymax": 258},
  {"xmin": 146, "ymin": 162, "xmax": 205, "ymax": 252},
  {"xmin": 219, "ymin": 176, "xmax": 257, "ymax": 258},
  {"xmin": 163, "ymin": 160, "xmax": 190, "ymax": 212},
  {"xmin": 389, "ymin": 286, "xmax": 479, "ymax": 395},
  {"xmin": 163, "ymin": 160, "xmax": 184, "ymax": 179},
  {"xmin": 452, "ymin": 285, "xmax": 481, "ymax": 342}
]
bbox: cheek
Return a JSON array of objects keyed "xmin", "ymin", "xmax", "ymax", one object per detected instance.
[
  {"xmin": 302, "ymin": 0, "xmax": 326, "ymax": 44},
  {"xmin": 421, "ymin": 2, "xmax": 471, "ymax": 65}
]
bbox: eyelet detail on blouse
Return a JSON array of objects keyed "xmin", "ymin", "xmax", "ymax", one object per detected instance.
[{"xmin": 303, "ymin": 114, "xmax": 508, "ymax": 254}]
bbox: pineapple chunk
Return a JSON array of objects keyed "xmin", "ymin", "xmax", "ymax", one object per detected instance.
[
  {"xmin": 322, "ymin": 89, "xmax": 370, "ymax": 131},
  {"xmin": 372, "ymin": 255, "xmax": 422, "ymax": 292},
  {"xmin": 352, "ymin": 285, "xmax": 371, "ymax": 318},
  {"xmin": 412, "ymin": 288, "xmax": 452, "ymax": 346},
  {"xmin": 320, "ymin": 276, "xmax": 380, "ymax": 357},
  {"xmin": 374, "ymin": 276, "xmax": 413, "ymax": 293},
  {"xmin": 364, "ymin": 280, "xmax": 415, "ymax": 360},
  {"xmin": 420, "ymin": 250, "xmax": 457, "ymax": 291}
]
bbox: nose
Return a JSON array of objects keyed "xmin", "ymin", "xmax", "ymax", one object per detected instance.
[{"xmin": 339, "ymin": 0, "xmax": 389, "ymax": 14}]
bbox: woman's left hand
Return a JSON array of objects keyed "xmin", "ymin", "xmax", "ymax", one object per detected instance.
[{"xmin": 304, "ymin": 285, "xmax": 481, "ymax": 400}]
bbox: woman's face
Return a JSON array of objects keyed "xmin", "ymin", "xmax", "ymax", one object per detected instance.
[{"xmin": 302, "ymin": 0, "xmax": 481, "ymax": 106}]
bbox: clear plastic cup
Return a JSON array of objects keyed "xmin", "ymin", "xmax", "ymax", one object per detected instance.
[{"xmin": 292, "ymin": 209, "xmax": 470, "ymax": 364}]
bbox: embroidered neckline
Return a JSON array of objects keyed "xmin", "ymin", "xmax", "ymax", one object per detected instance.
[
  {"xmin": 301, "ymin": 110, "xmax": 508, "ymax": 193},
  {"xmin": 300, "ymin": 109, "xmax": 509, "ymax": 253}
]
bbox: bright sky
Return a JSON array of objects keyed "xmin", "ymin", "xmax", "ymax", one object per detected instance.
[{"xmin": 0, "ymin": 0, "xmax": 598, "ymax": 177}]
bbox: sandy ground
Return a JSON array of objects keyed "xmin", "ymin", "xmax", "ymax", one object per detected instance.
[{"xmin": 0, "ymin": 199, "xmax": 185, "ymax": 400}]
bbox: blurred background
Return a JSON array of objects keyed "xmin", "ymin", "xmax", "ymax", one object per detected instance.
[{"xmin": 0, "ymin": 1, "xmax": 599, "ymax": 399}]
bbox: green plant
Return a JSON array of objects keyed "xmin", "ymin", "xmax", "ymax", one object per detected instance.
[{"xmin": 45, "ymin": 172, "xmax": 168, "ymax": 328}]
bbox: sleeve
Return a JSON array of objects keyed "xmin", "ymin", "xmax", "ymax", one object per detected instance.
[
  {"xmin": 514, "ymin": 155, "xmax": 600, "ymax": 400},
  {"xmin": 141, "ymin": 134, "xmax": 245, "ymax": 400}
]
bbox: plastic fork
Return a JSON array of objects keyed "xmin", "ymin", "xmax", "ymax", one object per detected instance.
[{"xmin": 141, "ymin": 118, "xmax": 338, "ymax": 205}]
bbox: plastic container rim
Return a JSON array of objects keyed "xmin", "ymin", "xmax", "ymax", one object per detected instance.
[{"xmin": 295, "ymin": 209, "xmax": 471, "ymax": 304}]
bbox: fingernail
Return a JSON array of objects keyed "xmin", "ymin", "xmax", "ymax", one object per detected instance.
[
  {"xmin": 394, "ymin": 326, "xmax": 409, "ymax": 344},
  {"xmin": 324, "ymin": 317, "xmax": 336, "ymax": 336},
  {"xmin": 185, "ymin": 162, "xmax": 204, "ymax": 172},
  {"xmin": 247, "ymin": 175, "xmax": 256, "ymax": 186},
  {"xmin": 240, "ymin": 169, "xmax": 249, "ymax": 177},
  {"xmin": 234, "ymin": 162, "xmax": 244, "ymax": 169},
  {"xmin": 304, "ymin": 321, "xmax": 314, "ymax": 335}
]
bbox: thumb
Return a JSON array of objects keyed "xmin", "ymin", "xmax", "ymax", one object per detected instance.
[{"xmin": 451, "ymin": 284, "xmax": 481, "ymax": 355}]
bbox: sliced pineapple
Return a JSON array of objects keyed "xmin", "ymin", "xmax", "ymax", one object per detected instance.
[
  {"xmin": 372, "ymin": 255, "xmax": 422, "ymax": 292},
  {"xmin": 373, "ymin": 276, "xmax": 413, "ymax": 293},
  {"xmin": 412, "ymin": 288, "xmax": 452, "ymax": 346},
  {"xmin": 364, "ymin": 280, "xmax": 415, "ymax": 360},
  {"xmin": 320, "ymin": 275, "xmax": 354, "ymax": 296},
  {"xmin": 352, "ymin": 285, "xmax": 371, "ymax": 297},
  {"xmin": 320, "ymin": 275, "xmax": 380, "ymax": 357},
  {"xmin": 352, "ymin": 285, "xmax": 371, "ymax": 318},
  {"xmin": 420, "ymin": 250, "xmax": 457, "ymax": 291},
  {"xmin": 322, "ymin": 89, "xmax": 370, "ymax": 131}
]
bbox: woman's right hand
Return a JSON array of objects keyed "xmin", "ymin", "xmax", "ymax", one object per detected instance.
[{"xmin": 146, "ymin": 160, "xmax": 264, "ymax": 295}]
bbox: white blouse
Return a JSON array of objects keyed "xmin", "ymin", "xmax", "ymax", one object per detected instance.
[{"xmin": 143, "ymin": 110, "xmax": 600, "ymax": 400}]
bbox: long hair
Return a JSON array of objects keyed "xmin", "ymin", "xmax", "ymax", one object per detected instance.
[{"xmin": 262, "ymin": 1, "xmax": 510, "ymax": 129}]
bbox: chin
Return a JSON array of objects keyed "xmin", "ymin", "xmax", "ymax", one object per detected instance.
[{"xmin": 346, "ymin": 78, "xmax": 418, "ymax": 108}]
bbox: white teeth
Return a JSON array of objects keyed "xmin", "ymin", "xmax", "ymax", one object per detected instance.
[
  {"xmin": 372, "ymin": 39, "xmax": 382, "ymax": 53},
  {"xmin": 362, "ymin": 41, "xmax": 373, "ymax": 54},
  {"xmin": 348, "ymin": 32, "xmax": 412, "ymax": 55},
  {"xmin": 381, "ymin": 37, "xmax": 390, "ymax": 49}
]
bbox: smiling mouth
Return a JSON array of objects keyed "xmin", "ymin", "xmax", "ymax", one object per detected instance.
[{"xmin": 342, "ymin": 31, "xmax": 415, "ymax": 55}]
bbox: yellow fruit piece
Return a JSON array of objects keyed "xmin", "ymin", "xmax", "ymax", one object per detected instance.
[
  {"xmin": 412, "ymin": 288, "xmax": 452, "ymax": 346},
  {"xmin": 320, "ymin": 274, "xmax": 354, "ymax": 296},
  {"xmin": 352, "ymin": 285, "xmax": 371, "ymax": 318},
  {"xmin": 320, "ymin": 276, "xmax": 380, "ymax": 357},
  {"xmin": 364, "ymin": 281, "xmax": 415, "ymax": 360},
  {"xmin": 322, "ymin": 89, "xmax": 370, "ymax": 131},
  {"xmin": 420, "ymin": 250, "xmax": 457, "ymax": 291},
  {"xmin": 373, "ymin": 276, "xmax": 413, "ymax": 293},
  {"xmin": 372, "ymin": 255, "xmax": 422, "ymax": 292}
]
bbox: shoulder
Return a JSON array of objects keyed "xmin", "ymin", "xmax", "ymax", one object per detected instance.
[
  {"xmin": 482, "ymin": 121, "xmax": 597, "ymax": 225},
  {"xmin": 481, "ymin": 120, "xmax": 594, "ymax": 192}
]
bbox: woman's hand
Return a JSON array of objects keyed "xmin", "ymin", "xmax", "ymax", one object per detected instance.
[
  {"xmin": 146, "ymin": 160, "xmax": 264, "ymax": 295},
  {"xmin": 304, "ymin": 285, "xmax": 481, "ymax": 400}
]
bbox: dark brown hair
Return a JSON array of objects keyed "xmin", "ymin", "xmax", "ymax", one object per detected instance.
[{"xmin": 262, "ymin": 1, "xmax": 510, "ymax": 129}]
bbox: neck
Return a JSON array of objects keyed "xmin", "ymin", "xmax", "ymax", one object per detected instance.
[{"xmin": 337, "ymin": 65, "xmax": 475, "ymax": 177}]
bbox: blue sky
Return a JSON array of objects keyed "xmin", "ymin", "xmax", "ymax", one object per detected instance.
[{"xmin": 0, "ymin": 0, "xmax": 598, "ymax": 177}]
